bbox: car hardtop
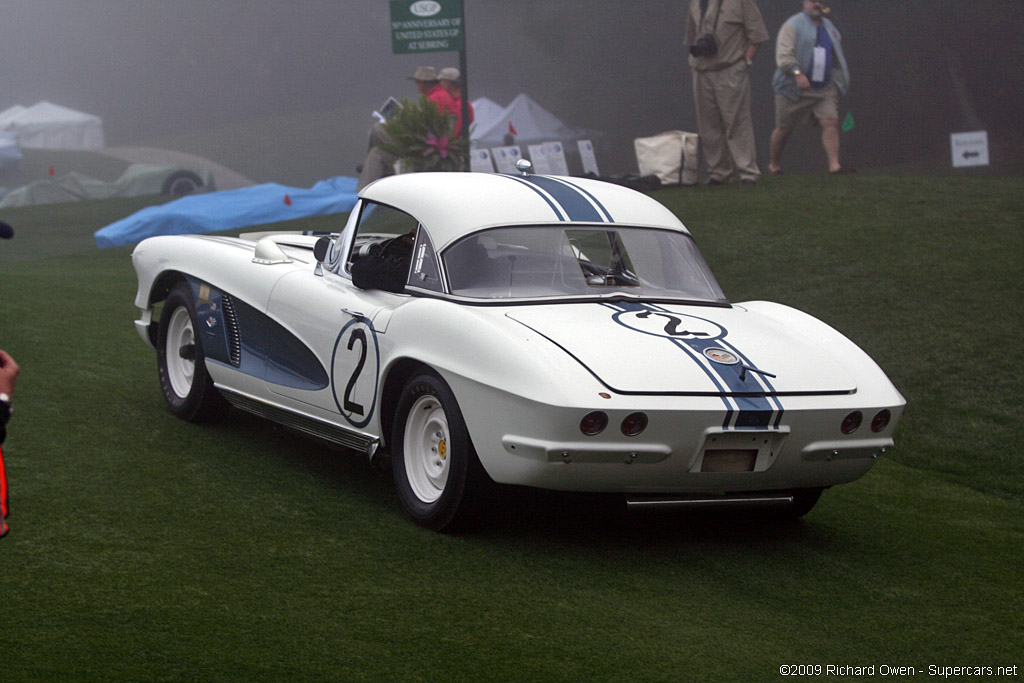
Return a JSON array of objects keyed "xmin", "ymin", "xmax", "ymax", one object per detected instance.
[{"xmin": 359, "ymin": 171, "xmax": 690, "ymax": 252}]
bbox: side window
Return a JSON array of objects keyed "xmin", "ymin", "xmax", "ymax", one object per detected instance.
[
  {"xmin": 346, "ymin": 201, "xmax": 419, "ymax": 272},
  {"xmin": 329, "ymin": 209, "xmax": 362, "ymax": 274},
  {"xmin": 408, "ymin": 229, "xmax": 444, "ymax": 293}
]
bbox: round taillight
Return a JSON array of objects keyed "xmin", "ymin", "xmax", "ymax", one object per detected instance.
[
  {"xmin": 621, "ymin": 412, "xmax": 648, "ymax": 437},
  {"xmin": 580, "ymin": 411, "xmax": 608, "ymax": 436},
  {"xmin": 841, "ymin": 411, "xmax": 863, "ymax": 435},
  {"xmin": 871, "ymin": 409, "xmax": 892, "ymax": 433}
]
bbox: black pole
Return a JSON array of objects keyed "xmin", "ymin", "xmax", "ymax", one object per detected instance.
[{"xmin": 458, "ymin": 2, "xmax": 470, "ymax": 171}]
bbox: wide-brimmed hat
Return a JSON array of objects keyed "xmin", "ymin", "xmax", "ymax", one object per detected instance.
[{"xmin": 409, "ymin": 66, "xmax": 438, "ymax": 82}]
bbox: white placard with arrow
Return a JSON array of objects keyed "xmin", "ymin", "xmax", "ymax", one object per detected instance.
[{"xmin": 951, "ymin": 130, "xmax": 989, "ymax": 168}]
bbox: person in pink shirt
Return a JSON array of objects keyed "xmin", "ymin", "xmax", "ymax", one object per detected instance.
[
  {"xmin": 438, "ymin": 67, "xmax": 474, "ymax": 138},
  {"xmin": 0, "ymin": 348, "xmax": 20, "ymax": 538}
]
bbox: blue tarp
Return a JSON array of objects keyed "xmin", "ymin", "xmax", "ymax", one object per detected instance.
[{"xmin": 94, "ymin": 176, "xmax": 359, "ymax": 248}]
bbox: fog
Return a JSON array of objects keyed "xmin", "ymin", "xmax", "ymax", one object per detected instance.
[{"xmin": 1, "ymin": 0, "xmax": 1021, "ymax": 177}]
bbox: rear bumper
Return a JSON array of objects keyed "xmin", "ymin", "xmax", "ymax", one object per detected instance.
[
  {"xmin": 494, "ymin": 426, "xmax": 890, "ymax": 494},
  {"xmin": 456, "ymin": 380, "xmax": 902, "ymax": 494}
]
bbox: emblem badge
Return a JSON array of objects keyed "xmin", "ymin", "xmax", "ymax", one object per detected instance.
[
  {"xmin": 703, "ymin": 348, "xmax": 739, "ymax": 365},
  {"xmin": 410, "ymin": 1, "xmax": 441, "ymax": 17}
]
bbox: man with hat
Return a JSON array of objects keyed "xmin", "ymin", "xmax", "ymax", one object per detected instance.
[
  {"xmin": 357, "ymin": 66, "xmax": 456, "ymax": 190},
  {"xmin": 768, "ymin": 0, "xmax": 851, "ymax": 174},
  {"xmin": 411, "ymin": 65, "xmax": 456, "ymax": 115}
]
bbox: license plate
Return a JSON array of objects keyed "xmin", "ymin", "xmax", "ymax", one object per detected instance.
[{"xmin": 700, "ymin": 448, "xmax": 758, "ymax": 473}]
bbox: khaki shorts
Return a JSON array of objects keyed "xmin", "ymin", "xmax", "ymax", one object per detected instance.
[{"xmin": 775, "ymin": 83, "xmax": 839, "ymax": 129}]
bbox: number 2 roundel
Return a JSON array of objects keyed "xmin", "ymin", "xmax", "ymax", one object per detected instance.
[{"xmin": 331, "ymin": 319, "xmax": 380, "ymax": 428}]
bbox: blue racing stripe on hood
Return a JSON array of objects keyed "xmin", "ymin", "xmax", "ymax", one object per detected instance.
[{"xmin": 602, "ymin": 301, "xmax": 783, "ymax": 430}]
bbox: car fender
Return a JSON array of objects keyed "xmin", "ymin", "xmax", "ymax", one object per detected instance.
[
  {"xmin": 132, "ymin": 234, "xmax": 317, "ymax": 311},
  {"xmin": 375, "ymin": 302, "xmax": 615, "ymax": 482},
  {"xmin": 383, "ymin": 297, "xmax": 605, "ymax": 405},
  {"xmin": 738, "ymin": 300, "xmax": 905, "ymax": 406}
]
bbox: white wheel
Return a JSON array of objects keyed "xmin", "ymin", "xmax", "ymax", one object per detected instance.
[
  {"xmin": 403, "ymin": 395, "xmax": 450, "ymax": 504},
  {"xmin": 164, "ymin": 306, "xmax": 196, "ymax": 399},
  {"xmin": 156, "ymin": 282, "xmax": 224, "ymax": 422},
  {"xmin": 391, "ymin": 370, "xmax": 490, "ymax": 530}
]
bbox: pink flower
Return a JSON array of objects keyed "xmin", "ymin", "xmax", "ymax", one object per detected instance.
[{"xmin": 424, "ymin": 133, "xmax": 450, "ymax": 159}]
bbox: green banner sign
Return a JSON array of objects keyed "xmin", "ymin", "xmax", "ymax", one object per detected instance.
[{"xmin": 390, "ymin": 0, "xmax": 464, "ymax": 54}]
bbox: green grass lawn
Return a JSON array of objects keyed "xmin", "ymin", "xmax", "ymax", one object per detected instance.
[{"xmin": 0, "ymin": 174, "xmax": 1021, "ymax": 680}]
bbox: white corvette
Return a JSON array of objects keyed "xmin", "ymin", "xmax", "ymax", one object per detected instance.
[{"xmin": 132, "ymin": 169, "xmax": 905, "ymax": 530}]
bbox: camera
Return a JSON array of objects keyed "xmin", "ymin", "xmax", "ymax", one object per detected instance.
[{"xmin": 689, "ymin": 33, "xmax": 718, "ymax": 58}]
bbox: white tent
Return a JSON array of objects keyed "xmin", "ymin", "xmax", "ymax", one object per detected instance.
[
  {"xmin": 467, "ymin": 97, "xmax": 505, "ymax": 139},
  {"xmin": 0, "ymin": 105, "xmax": 28, "ymax": 128},
  {"xmin": 0, "ymin": 131, "xmax": 23, "ymax": 169},
  {"xmin": 470, "ymin": 93, "xmax": 587, "ymax": 149},
  {"xmin": 0, "ymin": 101, "xmax": 105, "ymax": 150}
]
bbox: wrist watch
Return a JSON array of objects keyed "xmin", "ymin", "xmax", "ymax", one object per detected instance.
[
  {"xmin": 0, "ymin": 393, "xmax": 11, "ymax": 425},
  {"xmin": 745, "ymin": 58, "xmax": 754, "ymax": 66},
  {"xmin": 792, "ymin": 68, "xmax": 802, "ymax": 76}
]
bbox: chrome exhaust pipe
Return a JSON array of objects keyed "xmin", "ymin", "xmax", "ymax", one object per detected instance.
[{"xmin": 625, "ymin": 494, "xmax": 795, "ymax": 509}]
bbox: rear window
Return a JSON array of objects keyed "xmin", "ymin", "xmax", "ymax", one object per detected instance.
[{"xmin": 443, "ymin": 226, "xmax": 726, "ymax": 303}]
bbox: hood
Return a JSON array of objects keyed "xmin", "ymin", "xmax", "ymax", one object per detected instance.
[{"xmin": 505, "ymin": 301, "xmax": 856, "ymax": 396}]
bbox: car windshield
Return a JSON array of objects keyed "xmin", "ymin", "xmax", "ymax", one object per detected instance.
[{"xmin": 443, "ymin": 226, "xmax": 727, "ymax": 303}]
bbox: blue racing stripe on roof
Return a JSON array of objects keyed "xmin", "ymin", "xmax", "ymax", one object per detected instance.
[
  {"xmin": 549, "ymin": 177, "xmax": 614, "ymax": 222},
  {"xmin": 519, "ymin": 176, "xmax": 607, "ymax": 222},
  {"xmin": 501, "ymin": 174, "xmax": 567, "ymax": 221}
]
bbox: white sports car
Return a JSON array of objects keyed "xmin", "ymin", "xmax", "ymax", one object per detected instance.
[{"xmin": 131, "ymin": 169, "xmax": 905, "ymax": 530}]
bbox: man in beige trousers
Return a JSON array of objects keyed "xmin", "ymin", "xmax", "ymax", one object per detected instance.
[{"xmin": 685, "ymin": 0, "xmax": 769, "ymax": 186}]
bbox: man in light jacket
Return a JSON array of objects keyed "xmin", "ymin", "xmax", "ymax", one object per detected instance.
[{"xmin": 768, "ymin": 0, "xmax": 851, "ymax": 174}]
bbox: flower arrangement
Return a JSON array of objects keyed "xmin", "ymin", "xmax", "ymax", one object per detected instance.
[{"xmin": 378, "ymin": 96, "xmax": 468, "ymax": 173}]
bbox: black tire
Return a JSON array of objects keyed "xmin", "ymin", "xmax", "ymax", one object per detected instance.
[
  {"xmin": 161, "ymin": 170, "xmax": 204, "ymax": 196},
  {"xmin": 391, "ymin": 370, "xmax": 488, "ymax": 531},
  {"xmin": 156, "ymin": 282, "xmax": 224, "ymax": 422},
  {"xmin": 787, "ymin": 488, "xmax": 824, "ymax": 519}
]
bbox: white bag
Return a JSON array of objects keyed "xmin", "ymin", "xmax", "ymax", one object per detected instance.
[{"xmin": 634, "ymin": 131, "xmax": 699, "ymax": 186}]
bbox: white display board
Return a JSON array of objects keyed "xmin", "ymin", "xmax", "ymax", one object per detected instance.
[
  {"xmin": 470, "ymin": 149, "xmax": 496, "ymax": 173},
  {"xmin": 527, "ymin": 142, "xmax": 569, "ymax": 176},
  {"xmin": 577, "ymin": 140, "xmax": 600, "ymax": 176},
  {"xmin": 490, "ymin": 146, "xmax": 523, "ymax": 174},
  {"xmin": 951, "ymin": 130, "xmax": 989, "ymax": 168}
]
